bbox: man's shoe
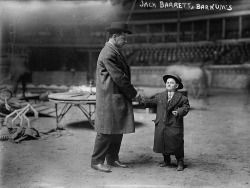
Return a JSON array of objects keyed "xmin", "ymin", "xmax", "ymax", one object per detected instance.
[
  {"xmin": 107, "ymin": 160, "xmax": 128, "ymax": 168},
  {"xmin": 159, "ymin": 162, "xmax": 171, "ymax": 167},
  {"xmin": 91, "ymin": 164, "xmax": 112, "ymax": 172},
  {"xmin": 176, "ymin": 160, "xmax": 184, "ymax": 171}
]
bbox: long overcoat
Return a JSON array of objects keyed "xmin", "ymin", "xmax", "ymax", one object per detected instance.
[
  {"xmin": 95, "ymin": 42, "xmax": 137, "ymax": 134},
  {"xmin": 144, "ymin": 91, "xmax": 190, "ymax": 154}
]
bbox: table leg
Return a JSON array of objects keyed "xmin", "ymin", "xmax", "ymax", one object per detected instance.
[
  {"xmin": 77, "ymin": 104, "xmax": 95, "ymax": 128},
  {"xmin": 55, "ymin": 103, "xmax": 58, "ymax": 125},
  {"xmin": 55, "ymin": 103, "xmax": 72, "ymax": 129}
]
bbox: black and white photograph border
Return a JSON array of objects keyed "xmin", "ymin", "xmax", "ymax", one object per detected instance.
[{"xmin": 0, "ymin": 0, "xmax": 250, "ymax": 188}]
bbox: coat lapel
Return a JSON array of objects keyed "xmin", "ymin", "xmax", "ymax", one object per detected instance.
[
  {"xmin": 106, "ymin": 42, "xmax": 119, "ymax": 54},
  {"xmin": 105, "ymin": 42, "xmax": 131, "ymax": 78},
  {"xmin": 160, "ymin": 91, "xmax": 182, "ymax": 110},
  {"xmin": 167, "ymin": 92, "xmax": 182, "ymax": 111},
  {"xmin": 160, "ymin": 91, "xmax": 168, "ymax": 109},
  {"xmin": 105, "ymin": 42, "xmax": 124, "ymax": 62},
  {"xmin": 118, "ymin": 49, "xmax": 131, "ymax": 78}
]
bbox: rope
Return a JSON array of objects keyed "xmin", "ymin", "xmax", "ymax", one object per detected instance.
[{"xmin": 126, "ymin": 0, "xmax": 137, "ymax": 24}]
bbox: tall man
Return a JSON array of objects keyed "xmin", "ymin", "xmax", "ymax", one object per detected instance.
[{"xmin": 91, "ymin": 22, "xmax": 140, "ymax": 173}]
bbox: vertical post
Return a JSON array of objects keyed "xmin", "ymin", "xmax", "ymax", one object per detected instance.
[
  {"xmin": 162, "ymin": 23, "xmax": 165, "ymax": 43},
  {"xmin": 177, "ymin": 7, "xmax": 180, "ymax": 44},
  {"xmin": 146, "ymin": 24, "xmax": 150, "ymax": 43},
  {"xmin": 222, "ymin": 18, "xmax": 225, "ymax": 39},
  {"xmin": 55, "ymin": 103, "xmax": 58, "ymax": 125},
  {"xmin": 191, "ymin": 21, "xmax": 194, "ymax": 41},
  {"xmin": 89, "ymin": 50, "xmax": 93, "ymax": 83},
  {"xmin": 239, "ymin": 16, "xmax": 242, "ymax": 38},
  {"xmin": 206, "ymin": 19, "xmax": 210, "ymax": 41},
  {"xmin": 132, "ymin": 25, "xmax": 135, "ymax": 43}
]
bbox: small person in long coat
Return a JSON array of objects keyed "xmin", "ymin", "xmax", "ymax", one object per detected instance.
[
  {"xmin": 91, "ymin": 22, "xmax": 141, "ymax": 173},
  {"xmin": 141, "ymin": 74, "xmax": 190, "ymax": 171}
]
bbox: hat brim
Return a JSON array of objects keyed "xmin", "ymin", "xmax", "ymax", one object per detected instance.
[
  {"xmin": 163, "ymin": 75, "xmax": 183, "ymax": 89},
  {"xmin": 105, "ymin": 27, "xmax": 133, "ymax": 34}
]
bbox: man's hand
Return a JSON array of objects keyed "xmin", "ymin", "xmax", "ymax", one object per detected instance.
[
  {"xmin": 133, "ymin": 92, "xmax": 141, "ymax": 102},
  {"xmin": 139, "ymin": 96, "xmax": 146, "ymax": 105}
]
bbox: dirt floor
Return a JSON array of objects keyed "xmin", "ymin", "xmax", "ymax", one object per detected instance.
[{"xmin": 0, "ymin": 88, "xmax": 250, "ymax": 188}]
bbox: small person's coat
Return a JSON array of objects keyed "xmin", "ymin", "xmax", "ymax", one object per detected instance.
[{"xmin": 143, "ymin": 91, "xmax": 190, "ymax": 154}]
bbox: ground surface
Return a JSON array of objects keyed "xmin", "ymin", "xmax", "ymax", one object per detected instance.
[{"xmin": 0, "ymin": 89, "xmax": 250, "ymax": 188}]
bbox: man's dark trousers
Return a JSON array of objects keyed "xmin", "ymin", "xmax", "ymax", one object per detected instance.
[{"xmin": 91, "ymin": 133, "xmax": 123, "ymax": 165}]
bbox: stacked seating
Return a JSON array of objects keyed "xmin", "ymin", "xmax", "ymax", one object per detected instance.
[{"xmin": 123, "ymin": 42, "xmax": 250, "ymax": 66}]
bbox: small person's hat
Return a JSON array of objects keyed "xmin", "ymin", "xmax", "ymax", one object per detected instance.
[
  {"xmin": 105, "ymin": 22, "xmax": 133, "ymax": 34},
  {"xmin": 163, "ymin": 74, "xmax": 183, "ymax": 89}
]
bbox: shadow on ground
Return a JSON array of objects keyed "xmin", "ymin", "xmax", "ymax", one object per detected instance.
[{"xmin": 66, "ymin": 121, "xmax": 145, "ymax": 130}]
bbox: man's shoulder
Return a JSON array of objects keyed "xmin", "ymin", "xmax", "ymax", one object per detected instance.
[
  {"xmin": 99, "ymin": 45, "xmax": 117, "ymax": 60},
  {"xmin": 100, "ymin": 44, "xmax": 115, "ymax": 54}
]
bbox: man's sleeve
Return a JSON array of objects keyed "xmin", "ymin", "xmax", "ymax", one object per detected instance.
[{"xmin": 142, "ymin": 94, "xmax": 158, "ymax": 108}]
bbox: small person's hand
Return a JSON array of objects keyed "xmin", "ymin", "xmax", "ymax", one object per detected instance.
[
  {"xmin": 172, "ymin": 111, "xmax": 178, "ymax": 116},
  {"xmin": 138, "ymin": 96, "xmax": 145, "ymax": 104},
  {"xmin": 133, "ymin": 93, "xmax": 141, "ymax": 102}
]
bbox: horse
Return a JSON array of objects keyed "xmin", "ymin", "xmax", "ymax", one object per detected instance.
[{"xmin": 164, "ymin": 64, "xmax": 212, "ymax": 99}]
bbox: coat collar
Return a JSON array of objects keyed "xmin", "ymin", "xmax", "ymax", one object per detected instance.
[
  {"xmin": 105, "ymin": 42, "xmax": 123, "ymax": 58},
  {"xmin": 160, "ymin": 91, "xmax": 182, "ymax": 110},
  {"xmin": 105, "ymin": 42, "xmax": 130, "ymax": 77}
]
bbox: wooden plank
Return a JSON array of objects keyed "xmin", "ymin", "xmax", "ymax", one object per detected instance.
[
  {"xmin": 39, "ymin": 108, "xmax": 56, "ymax": 114},
  {"xmin": 31, "ymin": 104, "xmax": 45, "ymax": 108},
  {"xmin": 39, "ymin": 110, "xmax": 56, "ymax": 117},
  {"xmin": 46, "ymin": 112, "xmax": 57, "ymax": 117},
  {"xmin": 33, "ymin": 106, "xmax": 50, "ymax": 111}
]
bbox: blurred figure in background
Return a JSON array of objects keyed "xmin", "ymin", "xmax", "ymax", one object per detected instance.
[{"xmin": 10, "ymin": 55, "xmax": 30, "ymax": 98}]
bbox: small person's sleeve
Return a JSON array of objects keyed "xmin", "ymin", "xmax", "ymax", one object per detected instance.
[
  {"xmin": 140, "ymin": 94, "xmax": 159, "ymax": 108},
  {"xmin": 176, "ymin": 97, "xmax": 190, "ymax": 117}
]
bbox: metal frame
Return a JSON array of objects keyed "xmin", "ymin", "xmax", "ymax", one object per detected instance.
[{"xmin": 50, "ymin": 98, "xmax": 96, "ymax": 128}]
